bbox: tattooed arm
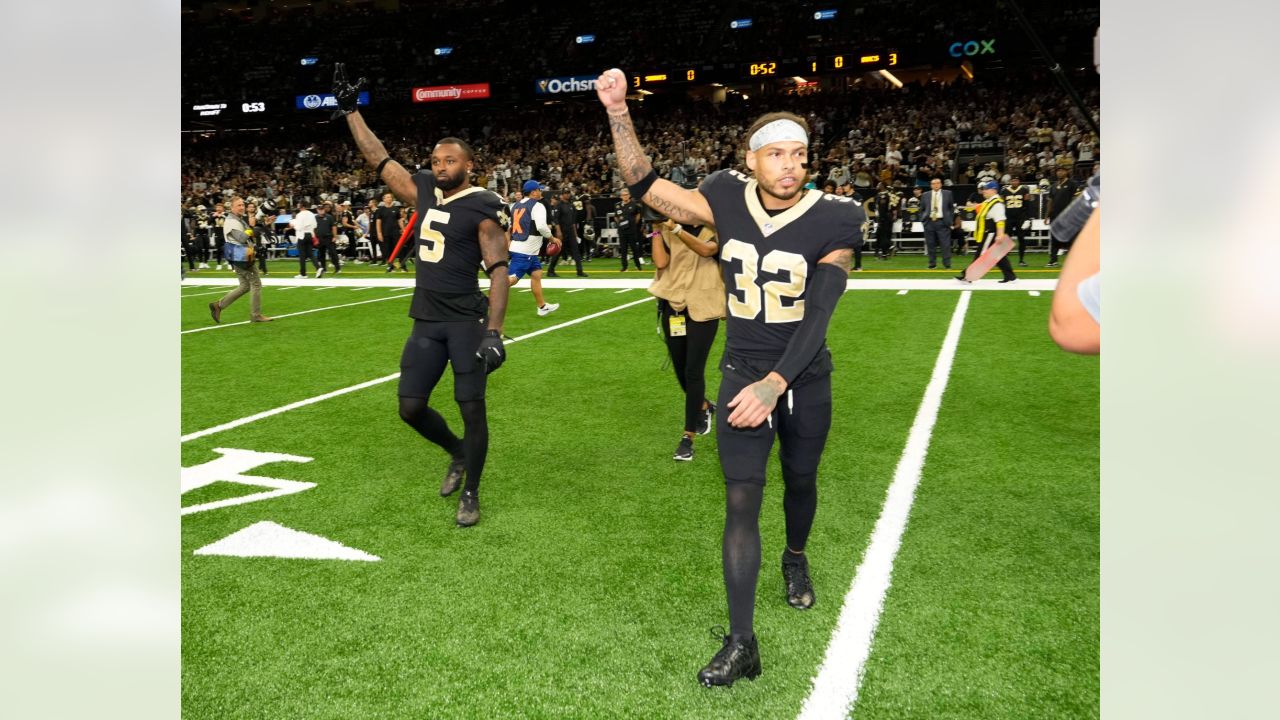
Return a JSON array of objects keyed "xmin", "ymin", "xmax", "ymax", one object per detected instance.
[
  {"xmin": 595, "ymin": 68, "xmax": 714, "ymax": 227},
  {"xmin": 726, "ymin": 248, "xmax": 854, "ymax": 428},
  {"xmin": 478, "ymin": 218, "xmax": 509, "ymax": 333},
  {"xmin": 344, "ymin": 111, "xmax": 417, "ymax": 206}
]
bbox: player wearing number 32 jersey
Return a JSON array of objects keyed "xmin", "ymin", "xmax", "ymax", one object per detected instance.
[
  {"xmin": 597, "ymin": 67, "xmax": 864, "ymax": 688},
  {"xmin": 333, "ymin": 63, "xmax": 511, "ymax": 528}
]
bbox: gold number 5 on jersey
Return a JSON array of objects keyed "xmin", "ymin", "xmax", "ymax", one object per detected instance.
[{"xmin": 418, "ymin": 208, "xmax": 451, "ymax": 263}]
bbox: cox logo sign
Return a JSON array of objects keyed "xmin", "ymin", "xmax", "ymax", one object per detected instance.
[
  {"xmin": 535, "ymin": 76, "xmax": 598, "ymax": 95},
  {"xmin": 949, "ymin": 39, "xmax": 996, "ymax": 57}
]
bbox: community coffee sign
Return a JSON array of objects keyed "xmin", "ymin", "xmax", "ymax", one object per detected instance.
[{"xmin": 412, "ymin": 83, "xmax": 491, "ymax": 103}]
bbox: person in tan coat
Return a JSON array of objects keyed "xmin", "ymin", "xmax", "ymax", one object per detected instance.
[{"xmin": 649, "ymin": 217, "xmax": 725, "ymax": 461}]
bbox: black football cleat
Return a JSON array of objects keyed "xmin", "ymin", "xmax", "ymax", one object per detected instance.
[
  {"xmin": 697, "ymin": 630, "xmax": 761, "ymax": 687},
  {"xmin": 696, "ymin": 402, "xmax": 717, "ymax": 436},
  {"xmin": 440, "ymin": 455, "xmax": 465, "ymax": 497},
  {"xmin": 782, "ymin": 550, "xmax": 815, "ymax": 609},
  {"xmin": 998, "ymin": 277, "xmax": 1016, "ymax": 283},
  {"xmin": 208, "ymin": 302, "xmax": 222, "ymax": 324},
  {"xmin": 456, "ymin": 490, "xmax": 479, "ymax": 527},
  {"xmin": 673, "ymin": 436, "xmax": 694, "ymax": 462}
]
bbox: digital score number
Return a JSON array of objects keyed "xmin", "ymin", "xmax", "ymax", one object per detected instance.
[
  {"xmin": 818, "ymin": 52, "xmax": 899, "ymax": 72},
  {"xmin": 749, "ymin": 62, "xmax": 778, "ymax": 76},
  {"xmin": 241, "ymin": 101, "xmax": 266, "ymax": 113}
]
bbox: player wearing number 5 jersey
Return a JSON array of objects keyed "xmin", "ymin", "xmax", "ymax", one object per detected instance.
[
  {"xmin": 334, "ymin": 64, "xmax": 511, "ymax": 527},
  {"xmin": 597, "ymin": 67, "xmax": 863, "ymax": 687}
]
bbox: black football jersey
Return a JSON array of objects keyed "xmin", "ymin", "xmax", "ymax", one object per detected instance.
[
  {"xmin": 698, "ymin": 169, "xmax": 863, "ymax": 364},
  {"xmin": 1001, "ymin": 184, "xmax": 1029, "ymax": 213},
  {"xmin": 409, "ymin": 172, "xmax": 510, "ymax": 321}
]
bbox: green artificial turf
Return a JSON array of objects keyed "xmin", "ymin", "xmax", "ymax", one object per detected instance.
[{"xmin": 181, "ymin": 287, "xmax": 1097, "ymax": 719}]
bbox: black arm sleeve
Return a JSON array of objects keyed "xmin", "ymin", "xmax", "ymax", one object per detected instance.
[{"xmin": 771, "ymin": 262, "xmax": 847, "ymax": 384}]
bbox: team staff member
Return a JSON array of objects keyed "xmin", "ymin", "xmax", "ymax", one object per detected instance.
[
  {"xmin": 958, "ymin": 179, "xmax": 1017, "ymax": 283},
  {"xmin": 576, "ymin": 186, "xmax": 596, "ymax": 259},
  {"xmin": 506, "ymin": 180, "xmax": 560, "ymax": 316},
  {"xmin": 650, "ymin": 218, "xmax": 724, "ymax": 461},
  {"xmin": 208, "ymin": 196, "xmax": 272, "ymax": 324},
  {"xmin": 872, "ymin": 183, "xmax": 897, "ymax": 262},
  {"xmin": 374, "ymin": 193, "xmax": 402, "ymax": 269},
  {"xmin": 599, "ymin": 69, "xmax": 862, "ymax": 687},
  {"xmin": 1046, "ymin": 166, "xmax": 1080, "ymax": 267},
  {"xmin": 289, "ymin": 202, "xmax": 318, "ymax": 279},
  {"xmin": 615, "ymin": 188, "xmax": 645, "ymax": 271},
  {"xmin": 1001, "ymin": 175, "xmax": 1031, "ymax": 267},
  {"xmin": 313, "ymin": 204, "xmax": 342, "ymax": 277},
  {"xmin": 548, "ymin": 188, "xmax": 588, "ymax": 277},
  {"xmin": 336, "ymin": 64, "xmax": 511, "ymax": 527},
  {"xmin": 338, "ymin": 200, "xmax": 360, "ymax": 260},
  {"xmin": 920, "ymin": 177, "xmax": 956, "ymax": 269}
]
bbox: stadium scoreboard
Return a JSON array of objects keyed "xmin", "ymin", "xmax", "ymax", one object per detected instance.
[{"xmin": 631, "ymin": 49, "xmax": 903, "ymax": 88}]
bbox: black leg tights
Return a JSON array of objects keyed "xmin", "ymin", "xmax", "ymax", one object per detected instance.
[
  {"xmin": 398, "ymin": 397, "xmax": 463, "ymax": 458},
  {"xmin": 781, "ymin": 466, "xmax": 818, "ymax": 553},
  {"xmin": 723, "ymin": 482, "xmax": 764, "ymax": 640},
  {"xmin": 457, "ymin": 399, "xmax": 488, "ymax": 494},
  {"xmin": 660, "ymin": 301, "xmax": 718, "ymax": 433}
]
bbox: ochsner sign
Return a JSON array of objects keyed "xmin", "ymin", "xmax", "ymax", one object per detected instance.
[
  {"xmin": 412, "ymin": 83, "xmax": 491, "ymax": 103},
  {"xmin": 535, "ymin": 75, "xmax": 598, "ymax": 95}
]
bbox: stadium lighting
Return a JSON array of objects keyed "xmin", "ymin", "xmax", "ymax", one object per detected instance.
[
  {"xmin": 878, "ymin": 69, "xmax": 904, "ymax": 88},
  {"xmin": 960, "ymin": 62, "xmax": 974, "ymax": 80}
]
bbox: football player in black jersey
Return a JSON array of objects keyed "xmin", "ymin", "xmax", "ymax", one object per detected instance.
[
  {"xmin": 598, "ymin": 68, "xmax": 863, "ymax": 687},
  {"xmin": 333, "ymin": 65, "xmax": 511, "ymax": 527}
]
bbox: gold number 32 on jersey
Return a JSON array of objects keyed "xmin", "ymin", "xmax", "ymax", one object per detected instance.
[
  {"xmin": 721, "ymin": 238, "xmax": 807, "ymax": 323},
  {"xmin": 418, "ymin": 208, "xmax": 451, "ymax": 263}
]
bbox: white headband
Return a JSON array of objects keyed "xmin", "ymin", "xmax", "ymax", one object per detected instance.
[{"xmin": 748, "ymin": 119, "xmax": 809, "ymax": 151}]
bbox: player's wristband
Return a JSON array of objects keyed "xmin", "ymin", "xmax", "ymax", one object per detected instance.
[
  {"xmin": 483, "ymin": 260, "xmax": 508, "ymax": 276},
  {"xmin": 375, "ymin": 157, "xmax": 392, "ymax": 182},
  {"xmin": 772, "ymin": 262, "xmax": 847, "ymax": 384},
  {"xmin": 628, "ymin": 169, "xmax": 658, "ymax": 199}
]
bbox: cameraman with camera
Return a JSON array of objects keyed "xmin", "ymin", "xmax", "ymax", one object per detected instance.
[{"xmin": 208, "ymin": 196, "xmax": 272, "ymax": 324}]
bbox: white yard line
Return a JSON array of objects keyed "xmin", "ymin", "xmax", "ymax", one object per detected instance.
[
  {"xmin": 181, "ymin": 294, "xmax": 413, "ymax": 334},
  {"xmin": 350, "ymin": 287, "xmax": 373, "ymax": 291},
  {"xmin": 896, "ymin": 290, "xmax": 909, "ymax": 296},
  {"xmin": 181, "ymin": 290, "xmax": 230, "ymax": 299},
  {"xmin": 277, "ymin": 286, "xmax": 301, "ymax": 291},
  {"xmin": 613, "ymin": 288, "xmax": 633, "ymax": 294},
  {"xmin": 567, "ymin": 288, "xmax": 586, "ymax": 293},
  {"xmin": 797, "ymin": 290, "xmax": 972, "ymax": 720},
  {"xmin": 314, "ymin": 286, "xmax": 336, "ymax": 291},
  {"xmin": 180, "ymin": 296, "xmax": 655, "ymax": 443},
  {"xmin": 1028, "ymin": 290, "xmax": 1042, "ymax": 297}
]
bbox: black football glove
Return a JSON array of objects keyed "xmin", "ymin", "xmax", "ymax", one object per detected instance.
[
  {"xmin": 331, "ymin": 63, "xmax": 367, "ymax": 119},
  {"xmin": 475, "ymin": 329, "xmax": 506, "ymax": 374}
]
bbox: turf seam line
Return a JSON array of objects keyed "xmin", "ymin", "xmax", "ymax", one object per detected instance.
[
  {"xmin": 797, "ymin": 290, "xmax": 972, "ymax": 720},
  {"xmin": 180, "ymin": 296, "xmax": 655, "ymax": 442},
  {"xmin": 181, "ymin": 294, "xmax": 413, "ymax": 334}
]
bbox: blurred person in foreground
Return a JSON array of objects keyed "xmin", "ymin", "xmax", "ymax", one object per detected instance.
[
  {"xmin": 208, "ymin": 196, "xmax": 272, "ymax": 324},
  {"xmin": 598, "ymin": 68, "xmax": 863, "ymax": 687},
  {"xmin": 334, "ymin": 63, "xmax": 511, "ymax": 527},
  {"xmin": 1049, "ymin": 174, "xmax": 1100, "ymax": 354}
]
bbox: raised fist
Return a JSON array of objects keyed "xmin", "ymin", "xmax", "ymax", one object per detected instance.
[{"xmin": 595, "ymin": 68, "xmax": 628, "ymax": 113}]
